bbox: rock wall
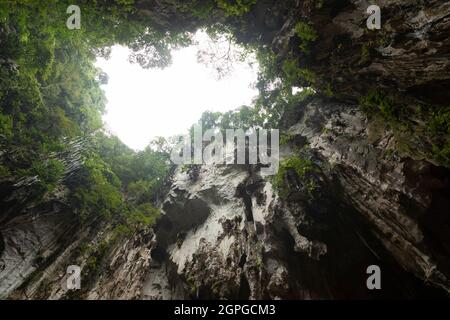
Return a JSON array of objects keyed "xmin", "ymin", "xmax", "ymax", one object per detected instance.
[
  {"xmin": 1, "ymin": 0, "xmax": 449, "ymax": 300},
  {"xmin": 139, "ymin": 97, "xmax": 449, "ymax": 299},
  {"xmin": 1, "ymin": 99, "xmax": 448, "ymax": 300},
  {"xmin": 271, "ymin": 0, "xmax": 450, "ymax": 105},
  {"xmin": 0, "ymin": 138, "xmax": 86, "ymax": 298}
]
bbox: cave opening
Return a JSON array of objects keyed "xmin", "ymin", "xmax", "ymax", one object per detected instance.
[{"xmin": 95, "ymin": 30, "xmax": 258, "ymax": 151}]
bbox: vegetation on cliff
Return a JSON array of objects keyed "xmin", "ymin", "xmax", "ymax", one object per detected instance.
[
  {"xmin": 0, "ymin": 0, "xmax": 448, "ymax": 272},
  {"xmin": 0, "ymin": 0, "xmax": 177, "ymax": 233},
  {"xmin": 0, "ymin": 0, "xmax": 317, "ymax": 222}
]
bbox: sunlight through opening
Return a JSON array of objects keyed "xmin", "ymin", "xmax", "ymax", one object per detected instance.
[{"xmin": 95, "ymin": 31, "xmax": 258, "ymax": 151}]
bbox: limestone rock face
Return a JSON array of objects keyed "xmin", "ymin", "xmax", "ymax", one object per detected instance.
[
  {"xmin": 0, "ymin": 203, "xmax": 76, "ymax": 298},
  {"xmin": 85, "ymin": 229, "xmax": 155, "ymax": 300},
  {"xmin": 1, "ymin": 99, "xmax": 448, "ymax": 300},
  {"xmin": 271, "ymin": 0, "xmax": 450, "ymax": 105},
  {"xmin": 0, "ymin": 138, "xmax": 86, "ymax": 299},
  {"xmin": 139, "ymin": 97, "xmax": 448, "ymax": 299}
]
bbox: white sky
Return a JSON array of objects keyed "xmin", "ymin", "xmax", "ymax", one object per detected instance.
[{"xmin": 95, "ymin": 32, "xmax": 258, "ymax": 151}]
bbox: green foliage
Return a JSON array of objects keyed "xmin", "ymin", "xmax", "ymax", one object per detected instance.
[
  {"xmin": 428, "ymin": 106, "xmax": 450, "ymax": 166},
  {"xmin": 81, "ymin": 239, "xmax": 113, "ymax": 283},
  {"xmin": 251, "ymin": 47, "xmax": 317, "ymax": 128},
  {"xmin": 113, "ymin": 203, "xmax": 161, "ymax": 238},
  {"xmin": 0, "ymin": 165, "xmax": 11, "ymax": 178},
  {"xmin": 315, "ymin": 0, "xmax": 325, "ymax": 9},
  {"xmin": 294, "ymin": 22, "xmax": 318, "ymax": 42},
  {"xmin": 282, "ymin": 59, "xmax": 316, "ymax": 86},
  {"xmin": 193, "ymin": 104, "xmax": 266, "ymax": 137},
  {"xmin": 127, "ymin": 180, "xmax": 152, "ymax": 201},
  {"xmin": 0, "ymin": 113, "xmax": 13, "ymax": 138},
  {"xmin": 72, "ymin": 133, "xmax": 167, "ymax": 227},
  {"xmin": 323, "ymin": 83, "xmax": 334, "ymax": 97},
  {"xmin": 0, "ymin": 0, "xmax": 174, "ymax": 227},
  {"xmin": 360, "ymin": 44, "xmax": 370, "ymax": 63},
  {"xmin": 428, "ymin": 106, "xmax": 450, "ymax": 135},
  {"xmin": 21, "ymin": 159, "xmax": 65, "ymax": 193},
  {"xmin": 280, "ymin": 132, "xmax": 295, "ymax": 146},
  {"xmin": 84, "ymin": 256, "xmax": 99, "ymax": 275},
  {"xmin": 186, "ymin": 276, "xmax": 198, "ymax": 296},
  {"xmin": 272, "ymin": 155, "xmax": 318, "ymax": 199},
  {"xmin": 360, "ymin": 90, "xmax": 450, "ymax": 167},
  {"xmin": 294, "ymin": 22, "xmax": 318, "ymax": 53},
  {"xmin": 0, "ymin": 1, "xmax": 322, "ymax": 237},
  {"xmin": 359, "ymin": 90, "xmax": 403, "ymax": 122},
  {"xmin": 127, "ymin": 203, "xmax": 161, "ymax": 229},
  {"xmin": 0, "ymin": 1, "xmax": 113, "ymax": 164},
  {"xmin": 431, "ymin": 143, "xmax": 450, "ymax": 167},
  {"xmin": 216, "ymin": 0, "xmax": 257, "ymax": 16},
  {"xmin": 71, "ymin": 158, "xmax": 123, "ymax": 221}
]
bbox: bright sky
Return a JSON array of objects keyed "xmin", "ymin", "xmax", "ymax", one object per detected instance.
[{"xmin": 95, "ymin": 32, "xmax": 258, "ymax": 151}]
